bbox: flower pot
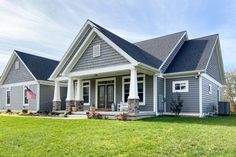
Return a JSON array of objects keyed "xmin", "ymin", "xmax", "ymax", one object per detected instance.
[
  {"xmin": 71, "ymin": 107, "xmax": 77, "ymax": 112},
  {"xmin": 90, "ymin": 107, "xmax": 96, "ymax": 113}
]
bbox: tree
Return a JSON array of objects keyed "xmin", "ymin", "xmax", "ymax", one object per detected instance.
[
  {"xmin": 170, "ymin": 93, "xmax": 183, "ymax": 116},
  {"xmin": 224, "ymin": 71, "xmax": 236, "ymax": 112}
]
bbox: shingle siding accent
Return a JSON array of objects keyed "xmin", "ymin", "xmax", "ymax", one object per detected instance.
[
  {"xmin": 166, "ymin": 77, "xmax": 199, "ymax": 113},
  {"xmin": 71, "ymin": 35, "xmax": 130, "ymax": 72},
  {"xmin": 202, "ymin": 76, "xmax": 221, "ymax": 114},
  {"xmin": 157, "ymin": 77, "xmax": 164, "ymax": 112},
  {"xmin": 206, "ymin": 48, "xmax": 222, "ymax": 84},
  {"xmin": 161, "ymin": 35, "xmax": 187, "ymax": 72},
  {"xmin": 0, "ymin": 84, "xmax": 37, "ymax": 111},
  {"xmin": 3, "ymin": 57, "xmax": 34, "ymax": 84}
]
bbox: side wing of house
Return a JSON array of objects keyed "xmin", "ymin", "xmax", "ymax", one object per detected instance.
[{"xmin": 0, "ymin": 53, "xmax": 38, "ymax": 111}]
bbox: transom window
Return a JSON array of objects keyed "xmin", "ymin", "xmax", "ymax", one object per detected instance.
[
  {"xmin": 24, "ymin": 86, "xmax": 29, "ymax": 106},
  {"xmin": 172, "ymin": 80, "xmax": 189, "ymax": 93},
  {"xmin": 93, "ymin": 44, "xmax": 100, "ymax": 57},
  {"xmin": 122, "ymin": 75, "xmax": 145, "ymax": 105},
  {"xmin": 6, "ymin": 88, "xmax": 11, "ymax": 106}
]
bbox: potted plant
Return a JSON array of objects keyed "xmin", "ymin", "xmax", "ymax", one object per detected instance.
[
  {"xmin": 90, "ymin": 104, "xmax": 96, "ymax": 113},
  {"xmin": 71, "ymin": 104, "xmax": 77, "ymax": 112}
]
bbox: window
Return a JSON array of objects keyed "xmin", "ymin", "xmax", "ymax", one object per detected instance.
[
  {"xmin": 6, "ymin": 88, "xmax": 11, "ymax": 106},
  {"xmin": 83, "ymin": 81, "xmax": 90, "ymax": 105},
  {"xmin": 209, "ymin": 84, "xmax": 212, "ymax": 94},
  {"xmin": 15, "ymin": 61, "xmax": 19, "ymax": 70},
  {"xmin": 93, "ymin": 44, "xmax": 100, "ymax": 57},
  {"xmin": 23, "ymin": 86, "xmax": 29, "ymax": 106},
  {"xmin": 122, "ymin": 75, "xmax": 145, "ymax": 105},
  {"xmin": 172, "ymin": 80, "xmax": 189, "ymax": 93}
]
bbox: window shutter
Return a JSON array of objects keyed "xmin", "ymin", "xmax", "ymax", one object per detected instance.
[{"xmin": 93, "ymin": 44, "xmax": 100, "ymax": 57}]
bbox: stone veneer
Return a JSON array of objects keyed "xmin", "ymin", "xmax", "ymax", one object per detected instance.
[
  {"xmin": 53, "ymin": 101, "xmax": 61, "ymax": 111},
  {"xmin": 75, "ymin": 101, "xmax": 84, "ymax": 111},
  {"xmin": 66, "ymin": 101, "xmax": 75, "ymax": 112},
  {"xmin": 128, "ymin": 99, "xmax": 139, "ymax": 115}
]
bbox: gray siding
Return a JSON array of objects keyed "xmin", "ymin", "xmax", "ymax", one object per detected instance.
[
  {"xmin": 157, "ymin": 77, "xmax": 164, "ymax": 112},
  {"xmin": 71, "ymin": 35, "xmax": 130, "ymax": 72},
  {"xmin": 202, "ymin": 77, "xmax": 221, "ymax": 113},
  {"xmin": 140, "ymin": 75, "xmax": 153, "ymax": 111},
  {"xmin": 161, "ymin": 35, "xmax": 187, "ymax": 72},
  {"xmin": 0, "ymin": 88, "xmax": 4, "ymax": 110},
  {"xmin": 206, "ymin": 48, "xmax": 222, "ymax": 84},
  {"xmin": 39, "ymin": 85, "xmax": 67, "ymax": 111},
  {"xmin": 0, "ymin": 84, "xmax": 38, "ymax": 111},
  {"xmin": 3, "ymin": 57, "xmax": 34, "ymax": 84},
  {"xmin": 166, "ymin": 77, "xmax": 199, "ymax": 113}
]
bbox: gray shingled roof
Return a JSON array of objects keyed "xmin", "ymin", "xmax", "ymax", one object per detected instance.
[
  {"xmin": 165, "ymin": 34, "xmax": 218, "ymax": 73},
  {"xmin": 134, "ymin": 31, "xmax": 186, "ymax": 63},
  {"xmin": 15, "ymin": 50, "xmax": 59, "ymax": 80}
]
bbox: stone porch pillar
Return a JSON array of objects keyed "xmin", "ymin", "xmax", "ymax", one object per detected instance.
[
  {"xmin": 53, "ymin": 81, "xmax": 61, "ymax": 111},
  {"xmin": 75, "ymin": 78, "xmax": 84, "ymax": 111},
  {"xmin": 66, "ymin": 77, "xmax": 75, "ymax": 111},
  {"xmin": 128, "ymin": 66, "xmax": 139, "ymax": 115}
]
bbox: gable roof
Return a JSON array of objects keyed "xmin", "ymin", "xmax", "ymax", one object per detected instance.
[
  {"xmin": 165, "ymin": 34, "xmax": 219, "ymax": 73},
  {"xmin": 15, "ymin": 50, "xmax": 59, "ymax": 80},
  {"xmin": 134, "ymin": 31, "xmax": 186, "ymax": 65},
  {"xmin": 90, "ymin": 20, "xmax": 163, "ymax": 69}
]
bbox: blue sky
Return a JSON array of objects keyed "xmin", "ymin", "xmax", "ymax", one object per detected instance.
[{"xmin": 0, "ymin": 0, "xmax": 235, "ymax": 74}]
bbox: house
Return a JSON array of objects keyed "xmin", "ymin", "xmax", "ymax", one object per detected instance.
[
  {"xmin": 0, "ymin": 19, "xmax": 225, "ymax": 117},
  {"xmin": 0, "ymin": 50, "xmax": 67, "ymax": 112}
]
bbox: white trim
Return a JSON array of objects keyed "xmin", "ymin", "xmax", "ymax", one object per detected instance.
[
  {"xmin": 23, "ymin": 86, "xmax": 29, "ymax": 106},
  {"xmin": 82, "ymin": 80, "xmax": 91, "ymax": 106},
  {"xmin": 158, "ymin": 31, "xmax": 187, "ymax": 71},
  {"xmin": 95, "ymin": 77, "xmax": 116, "ymax": 109},
  {"xmin": 153, "ymin": 74, "xmax": 158, "ymax": 115},
  {"xmin": 14, "ymin": 51, "xmax": 37, "ymax": 81},
  {"xmin": 93, "ymin": 44, "xmax": 100, "ymax": 57},
  {"xmin": 122, "ymin": 74, "xmax": 145, "ymax": 105},
  {"xmin": 36, "ymin": 83, "xmax": 40, "ymax": 111},
  {"xmin": 38, "ymin": 80, "xmax": 67, "ymax": 87},
  {"xmin": 163, "ymin": 70, "xmax": 204, "ymax": 78},
  {"xmin": 49, "ymin": 20, "xmax": 92, "ymax": 80},
  {"xmin": 163, "ymin": 74, "xmax": 198, "ymax": 79},
  {"xmin": 164, "ymin": 78, "xmax": 166, "ymax": 113},
  {"xmin": 0, "ymin": 53, "xmax": 16, "ymax": 85},
  {"xmin": 172, "ymin": 80, "xmax": 189, "ymax": 93},
  {"xmin": 68, "ymin": 64, "xmax": 133, "ymax": 77},
  {"xmin": 199, "ymin": 75, "xmax": 203, "ymax": 117},
  {"xmin": 6, "ymin": 87, "xmax": 11, "ymax": 106},
  {"xmin": 163, "ymin": 112, "xmax": 200, "ymax": 117},
  {"xmin": 2, "ymin": 81, "xmax": 37, "ymax": 88},
  {"xmin": 201, "ymin": 73, "xmax": 222, "ymax": 87}
]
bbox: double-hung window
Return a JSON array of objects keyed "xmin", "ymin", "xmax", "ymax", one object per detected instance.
[
  {"xmin": 122, "ymin": 75, "xmax": 145, "ymax": 105},
  {"xmin": 6, "ymin": 88, "xmax": 11, "ymax": 106},
  {"xmin": 172, "ymin": 80, "xmax": 189, "ymax": 93}
]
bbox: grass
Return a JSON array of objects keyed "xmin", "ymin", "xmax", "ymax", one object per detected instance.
[{"xmin": 0, "ymin": 115, "xmax": 236, "ymax": 157}]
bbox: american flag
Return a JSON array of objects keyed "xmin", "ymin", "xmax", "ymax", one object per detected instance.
[{"xmin": 25, "ymin": 86, "xmax": 36, "ymax": 100}]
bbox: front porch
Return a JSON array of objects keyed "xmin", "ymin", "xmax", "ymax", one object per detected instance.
[{"xmin": 52, "ymin": 65, "xmax": 158, "ymax": 117}]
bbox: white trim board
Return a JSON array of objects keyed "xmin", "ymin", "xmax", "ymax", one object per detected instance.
[
  {"xmin": 201, "ymin": 73, "xmax": 222, "ymax": 87},
  {"xmin": 199, "ymin": 75, "xmax": 203, "ymax": 117},
  {"xmin": 163, "ymin": 112, "xmax": 200, "ymax": 117},
  {"xmin": 1, "ymin": 81, "xmax": 38, "ymax": 88}
]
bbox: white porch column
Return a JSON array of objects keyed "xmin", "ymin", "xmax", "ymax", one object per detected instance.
[
  {"xmin": 75, "ymin": 78, "xmax": 83, "ymax": 101},
  {"xmin": 128, "ymin": 67, "xmax": 139, "ymax": 99},
  {"xmin": 66, "ymin": 77, "xmax": 74, "ymax": 101},
  {"xmin": 53, "ymin": 81, "xmax": 61, "ymax": 101}
]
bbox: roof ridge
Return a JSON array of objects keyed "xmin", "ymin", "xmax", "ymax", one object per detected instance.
[
  {"xmin": 190, "ymin": 34, "xmax": 219, "ymax": 40},
  {"xmin": 14, "ymin": 50, "xmax": 59, "ymax": 63},
  {"xmin": 134, "ymin": 31, "xmax": 187, "ymax": 44}
]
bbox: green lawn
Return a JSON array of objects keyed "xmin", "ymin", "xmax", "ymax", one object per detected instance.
[{"xmin": 0, "ymin": 115, "xmax": 236, "ymax": 157}]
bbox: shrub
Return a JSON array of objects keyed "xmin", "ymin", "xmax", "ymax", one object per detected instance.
[
  {"xmin": 6, "ymin": 109, "xmax": 12, "ymax": 114},
  {"xmin": 87, "ymin": 112, "xmax": 103, "ymax": 119},
  {"xmin": 22, "ymin": 109, "xmax": 28, "ymax": 114},
  {"xmin": 170, "ymin": 93, "xmax": 183, "ymax": 116},
  {"xmin": 116, "ymin": 113, "xmax": 128, "ymax": 121}
]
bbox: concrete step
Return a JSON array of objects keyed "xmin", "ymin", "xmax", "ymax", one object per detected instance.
[{"xmin": 67, "ymin": 114, "xmax": 87, "ymax": 119}]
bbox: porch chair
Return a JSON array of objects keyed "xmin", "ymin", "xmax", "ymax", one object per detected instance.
[{"xmin": 118, "ymin": 102, "xmax": 128, "ymax": 112}]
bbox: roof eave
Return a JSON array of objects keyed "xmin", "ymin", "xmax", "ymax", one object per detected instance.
[{"xmin": 163, "ymin": 70, "xmax": 204, "ymax": 78}]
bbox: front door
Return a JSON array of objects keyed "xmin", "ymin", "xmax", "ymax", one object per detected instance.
[{"xmin": 97, "ymin": 80, "xmax": 115, "ymax": 110}]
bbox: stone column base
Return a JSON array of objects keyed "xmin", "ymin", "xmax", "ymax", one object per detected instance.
[
  {"xmin": 75, "ymin": 101, "xmax": 84, "ymax": 111},
  {"xmin": 128, "ymin": 99, "xmax": 139, "ymax": 115},
  {"xmin": 53, "ymin": 101, "xmax": 61, "ymax": 111},
  {"xmin": 66, "ymin": 100, "xmax": 75, "ymax": 112}
]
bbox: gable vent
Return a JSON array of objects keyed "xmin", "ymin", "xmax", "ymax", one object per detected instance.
[{"xmin": 93, "ymin": 44, "xmax": 100, "ymax": 57}]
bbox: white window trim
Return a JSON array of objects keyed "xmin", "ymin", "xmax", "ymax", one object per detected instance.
[
  {"xmin": 172, "ymin": 80, "xmax": 189, "ymax": 93},
  {"xmin": 23, "ymin": 86, "xmax": 29, "ymax": 106},
  {"xmin": 209, "ymin": 84, "xmax": 212, "ymax": 94},
  {"xmin": 93, "ymin": 44, "xmax": 100, "ymax": 57},
  {"xmin": 6, "ymin": 87, "xmax": 11, "ymax": 106},
  {"xmin": 83, "ymin": 80, "xmax": 91, "ymax": 106},
  {"xmin": 122, "ymin": 75, "xmax": 146, "ymax": 105}
]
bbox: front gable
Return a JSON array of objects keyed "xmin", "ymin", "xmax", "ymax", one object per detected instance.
[
  {"xmin": 71, "ymin": 35, "xmax": 130, "ymax": 72},
  {"xmin": 2, "ymin": 54, "xmax": 35, "ymax": 85}
]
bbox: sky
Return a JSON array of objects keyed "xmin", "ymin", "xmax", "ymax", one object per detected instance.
[{"xmin": 0, "ymin": 0, "xmax": 236, "ymax": 74}]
